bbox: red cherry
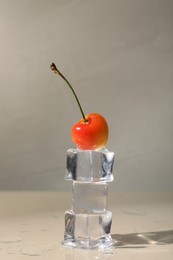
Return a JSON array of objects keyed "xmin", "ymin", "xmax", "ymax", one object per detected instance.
[
  {"xmin": 50, "ymin": 63, "xmax": 109, "ymax": 150},
  {"xmin": 71, "ymin": 113, "xmax": 108, "ymax": 150}
]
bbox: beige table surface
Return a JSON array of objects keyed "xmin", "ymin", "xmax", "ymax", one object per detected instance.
[{"xmin": 0, "ymin": 192, "xmax": 173, "ymax": 260}]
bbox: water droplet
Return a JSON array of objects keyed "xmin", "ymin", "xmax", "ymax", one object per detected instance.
[
  {"xmin": 0, "ymin": 235, "xmax": 22, "ymax": 244},
  {"xmin": 22, "ymin": 244, "xmax": 53, "ymax": 256},
  {"xmin": 40, "ymin": 228, "xmax": 49, "ymax": 232},
  {"xmin": 51, "ymin": 214, "xmax": 61, "ymax": 219},
  {"xmin": 20, "ymin": 223, "xmax": 31, "ymax": 232},
  {"xmin": 7, "ymin": 245, "xmax": 21, "ymax": 255},
  {"xmin": 19, "ymin": 229, "xmax": 31, "ymax": 233},
  {"xmin": 122, "ymin": 210, "xmax": 145, "ymax": 216}
]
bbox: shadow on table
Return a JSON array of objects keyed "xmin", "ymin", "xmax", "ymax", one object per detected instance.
[{"xmin": 112, "ymin": 230, "xmax": 173, "ymax": 248}]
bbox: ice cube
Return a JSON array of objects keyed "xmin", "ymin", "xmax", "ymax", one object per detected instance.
[
  {"xmin": 72, "ymin": 182, "xmax": 108, "ymax": 213},
  {"xmin": 66, "ymin": 148, "xmax": 114, "ymax": 182},
  {"xmin": 63, "ymin": 210, "xmax": 113, "ymax": 249}
]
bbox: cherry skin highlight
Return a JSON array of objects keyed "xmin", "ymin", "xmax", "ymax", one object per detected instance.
[{"xmin": 71, "ymin": 113, "xmax": 108, "ymax": 150}]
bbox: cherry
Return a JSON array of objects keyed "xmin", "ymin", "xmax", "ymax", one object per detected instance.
[
  {"xmin": 71, "ymin": 113, "xmax": 108, "ymax": 150},
  {"xmin": 50, "ymin": 63, "xmax": 108, "ymax": 150}
]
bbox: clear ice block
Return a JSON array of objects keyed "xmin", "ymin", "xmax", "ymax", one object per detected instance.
[
  {"xmin": 63, "ymin": 210, "xmax": 113, "ymax": 249},
  {"xmin": 63, "ymin": 148, "xmax": 115, "ymax": 250},
  {"xmin": 72, "ymin": 182, "xmax": 108, "ymax": 213},
  {"xmin": 66, "ymin": 148, "xmax": 114, "ymax": 182}
]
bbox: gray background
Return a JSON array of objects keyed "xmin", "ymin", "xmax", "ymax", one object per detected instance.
[{"xmin": 0, "ymin": 0, "xmax": 172, "ymax": 192}]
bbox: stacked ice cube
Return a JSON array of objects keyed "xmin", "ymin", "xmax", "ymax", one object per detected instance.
[{"xmin": 63, "ymin": 148, "xmax": 115, "ymax": 249}]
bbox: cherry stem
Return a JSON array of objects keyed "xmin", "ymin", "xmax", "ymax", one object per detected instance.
[{"xmin": 50, "ymin": 63, "xmax": 87, "ymax": 123}]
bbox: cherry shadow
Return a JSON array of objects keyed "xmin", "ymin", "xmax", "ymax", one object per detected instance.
[{"xmin": 112, "ymin": 230, "xmax": 173, "ymax": 248}]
